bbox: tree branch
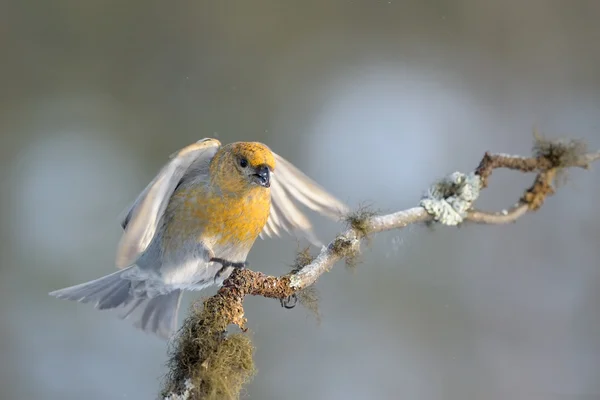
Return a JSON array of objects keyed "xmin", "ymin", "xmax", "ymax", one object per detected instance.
[{"xmin": 162, "ymin": 135, "xmax": 599, "ymax": 400}]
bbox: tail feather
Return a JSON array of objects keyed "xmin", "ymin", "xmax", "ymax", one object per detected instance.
[
  {"xmin": 49, "ymin": 267, "xmax": 183, "ymax": 339},
  {"xmin": 119, "ymin": 290, "xmax": 183, "ymax": 339},
  {"xmin": 49, "ymin": 269, "xmax": 128, "ymax": 305},
  {"xmin": 97, "ymin": 279, "xmax": 132, "ymax": 310}
]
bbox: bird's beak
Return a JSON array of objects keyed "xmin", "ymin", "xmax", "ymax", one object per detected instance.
[{"xmin": 252, "ymin": 165, "xmax": 270, "ymax": 188}]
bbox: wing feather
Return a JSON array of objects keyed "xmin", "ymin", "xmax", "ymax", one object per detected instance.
[
  {"xmin": 115, "ymin": 138, "xmax": 221, "ymax": 268},
  {"xmin": 260, "ymin": 152, "xmax": 349, "ymax": 246}
]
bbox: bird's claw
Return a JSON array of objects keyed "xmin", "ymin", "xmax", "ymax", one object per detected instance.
[
  {"xmin": 210, "ymin": 257, "xmax": 248, "ymax": 269},
  {"xmin": 211, "ymin": 258, "xmax": 249, "ymax": 282},
  {"xmin": 280, "ymin": 294, "xmax": 298, "ymax": 309}
]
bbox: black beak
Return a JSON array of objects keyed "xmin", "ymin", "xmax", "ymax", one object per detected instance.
[{"xmin": 253, "ymin": 165, "xmax": 270, "ymax": 188}]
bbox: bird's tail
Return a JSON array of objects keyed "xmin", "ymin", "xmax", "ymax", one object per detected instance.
[{"xmin": 49, "ymin": 267, "xmax": 183, "ymax": 339}]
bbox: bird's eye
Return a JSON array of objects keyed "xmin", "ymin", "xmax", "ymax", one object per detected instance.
[{"xmin": 239, "ymin": 157, "xmax": 248, "ymax": 168}]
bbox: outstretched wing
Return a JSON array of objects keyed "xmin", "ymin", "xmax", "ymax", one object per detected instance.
[
  {"xmin": 261, "ymin": 152, "xmax": 349, "ymax": 246},
  {"xmin": 115, "ymin": 138, "xmax": 221, "ymax": 269}
]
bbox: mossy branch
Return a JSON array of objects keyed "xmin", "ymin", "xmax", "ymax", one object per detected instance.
[{"xmin": 162, "ymin": 134, "xmax": 600, "ymax": 399}]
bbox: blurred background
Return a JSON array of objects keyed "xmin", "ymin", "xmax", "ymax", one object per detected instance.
[{"xmin": 2, "ymin": 1, "xmax": 600, "ymax": 399}]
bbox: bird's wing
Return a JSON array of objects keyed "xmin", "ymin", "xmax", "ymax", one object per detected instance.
[
  {"xmin": 260, "ymin": 152, "xmax": 349, "ymax": 246},
  {"xmin": 115, "ymin": 138, "xmax": 221, "ymax": 269}
]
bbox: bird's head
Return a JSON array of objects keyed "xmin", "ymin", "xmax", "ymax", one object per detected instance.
[{"xmin": 211, "ymin": 142, "xmax": 276, "ymax": 193}]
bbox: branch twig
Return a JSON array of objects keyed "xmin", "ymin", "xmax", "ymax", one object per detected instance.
[{"xmin": 163, "ymin": 135, "xmax": 599, "ymax": 400}]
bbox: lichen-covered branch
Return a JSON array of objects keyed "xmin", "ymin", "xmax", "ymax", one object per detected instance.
[{"xmin": 162, "ymin": 135, "xmax": 599, "ymax": 400}]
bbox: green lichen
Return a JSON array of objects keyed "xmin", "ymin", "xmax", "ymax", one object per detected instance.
[
  {"xmin": 162, "ymin": 298, "xmax": 256, "ymax": 400},
  {"xmin": 297, "ymin": 286, "xmax": 321, "ymax": 324},
  {"xmin": 533, "ymin": 131, "xmax": 587, "ymax": 168},
  {"xmin": 288, "ymin": 246, "xmax": 320, "ymax": 321},
  {"xmin": 345, "ymin": 204, "xmax": 378, "ymax": 239},
  {"xmin": 290, "ymin": 246, "xmax": 314, "ymax": 274},
  {"xmin": 533, "ymin": 131, "xmax": 588, "ymax": 187},
  {"xmin": 330, "ymin": 235, "xmax": 361, "ymax": 270}
]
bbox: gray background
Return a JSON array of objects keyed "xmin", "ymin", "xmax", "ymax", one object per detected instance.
[{"xmin": 2, "ymin": 1, "xmax": 600, "ymax": 399}]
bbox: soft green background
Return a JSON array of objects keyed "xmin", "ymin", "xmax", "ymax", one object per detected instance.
[{"xmin": 2, "ymin": 1, "xmax": 600, "ymax": 399}]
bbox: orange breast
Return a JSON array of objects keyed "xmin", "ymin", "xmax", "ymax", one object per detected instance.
[
  {"xmin": 164, "ymin": 186, "xmax": 271, "ymax": 252},
  {"xmin": 201, "ymin": 188, "xmax": 271, "ymax": 247}
]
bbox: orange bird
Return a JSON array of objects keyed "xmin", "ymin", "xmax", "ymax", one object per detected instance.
[{"xmin": 50, "ymin": 139, "xmax": 348, "ymax": 339}]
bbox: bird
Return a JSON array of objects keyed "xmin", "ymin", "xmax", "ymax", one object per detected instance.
[{"xmin": 49, "ymin": 138, "xmax": 348, "ymax": 339}]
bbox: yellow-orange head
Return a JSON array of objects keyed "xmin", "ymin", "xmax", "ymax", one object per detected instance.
[{"xmin": 210, "ymin": 142, "xmax": 276, "ymax": 194}]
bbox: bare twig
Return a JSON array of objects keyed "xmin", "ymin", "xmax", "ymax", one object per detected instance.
[
  {"xmin": 163, "ymin": 136, "xmax": 600, "ymax": 400},
  {"xmin": 466, "ymin": 204, "xmax": 529, "ymax": 224}
]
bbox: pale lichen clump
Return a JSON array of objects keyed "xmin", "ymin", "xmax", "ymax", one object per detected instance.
[{"xmin": 420, "ymin": 172, "xmax": 481, "ymax": 226}]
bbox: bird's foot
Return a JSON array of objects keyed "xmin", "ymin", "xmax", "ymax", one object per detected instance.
[
  {"xmin": 211, "ymin": 258, "xmax": 249, "ymax": 282},
  {"xmin": 210, "ymin": 257, "xmax": 248, "ymax": 269}
]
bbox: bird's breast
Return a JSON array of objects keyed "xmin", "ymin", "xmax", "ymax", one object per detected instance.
[{"xmin": 164, "ymin": 186, "xmax": 271, "ymax": 253}]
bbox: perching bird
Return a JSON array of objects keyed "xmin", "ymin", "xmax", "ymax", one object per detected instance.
[{"xmin": 49, "ymin": 138, "xmax": 348, "ymax": 339}]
